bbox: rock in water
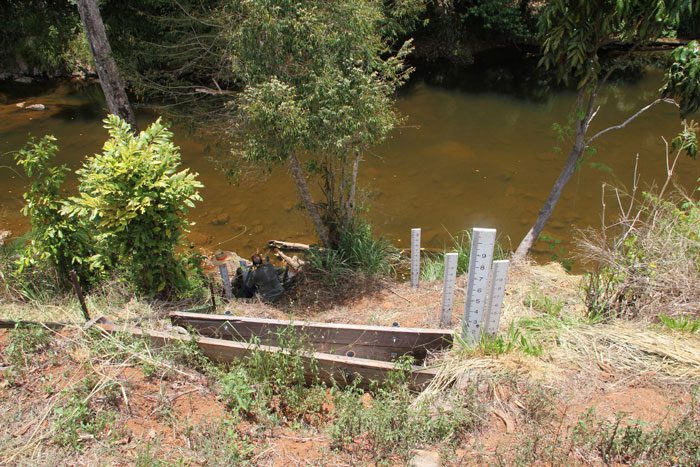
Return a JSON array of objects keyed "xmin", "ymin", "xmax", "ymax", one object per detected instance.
[
  {"xmin": 15, "ymin": 101, "xmax": 25, "ymax": 108},
  {"xmin": 14, "ymin": 76, "xmax": 32, "ymax": 84},
  {"xmin": 25, "ymin": 104, "xmax": 46, "ymax": 111},
  {"xmin": 408, "ymin": 450, "xmax": 441, "ymax": 467}
]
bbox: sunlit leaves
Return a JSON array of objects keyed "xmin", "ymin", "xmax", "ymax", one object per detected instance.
[
  {"xmin": 64, "ymin": 115, "xmax": 203, "ymax": 295},
  {"xmin": 539, "ymin": 0, "xmax": 694, "ymax": 88},
  {"xmin": 662, "ymin": 40, "xmax": 700, "ymax": 117}
]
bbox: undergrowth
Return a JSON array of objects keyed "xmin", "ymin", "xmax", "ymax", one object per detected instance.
[
  {"xmin": 306, "ymin": 218, "xmax": 400, "ymax": 285},
  {"xmin": 579, "ymin": 176, "xmax": 699, "ymax": 321},
  {"xmin": 421, "ymin": 230, "xmax": 507, "ymax": 281},
  {"xmin": 501, "ymin": 394, "xmax": 700, "ymax": 465}
]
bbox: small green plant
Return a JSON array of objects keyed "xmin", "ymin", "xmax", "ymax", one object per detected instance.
[
  {"xmin": 219, "ymin": 367, "xmax": 256, "ymax": 414},
  {"xmin": 337, "ymin": 218, "xmax": 400, "ymax": 276},
  {"xmin": 52, "ymin": 380, "xmax": 116, "ymax": 449},
  {"xmin": 538, "ymin": 233, "xmax": 574, "ymax": 271},
  {"xmin": 524, "ymin": 291, "xmax": 564, "ymax": 317},
  {"xmin": 306, "ymin": 246, "xmax": 352, "ymax": 286},
  {"xmin": 186, "ymin": 419, "xmax": 255, "ymax": 464},
  {"xmin": 331, "ymin": 378, "xmax": 482, "ymax": 459},
  {"xmin": 4, "ymin": 324, "xmax": 52, "ymax": 367},
  {"xmin": 13, "ymin": 136, "xmax": 95, "ymax": 289},
  {"xmin": 659, "ymin": 314, "xmax": 700, "ymax": 334}
]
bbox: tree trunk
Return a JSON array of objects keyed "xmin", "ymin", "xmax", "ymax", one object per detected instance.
[
  {"xmin": 76, "ymin": 0, "xmax": 138, "ymax": 133},
  {"xmin": 513, "ymin": 123, "xmax": 587, "ymax": 260},
  {"xmin": 345, "ymin": 151, "xmax": 361, "ymax": 224},
  {"xmin": 288, "ymin": 152, "xmax": 330, "ymax": 248}
]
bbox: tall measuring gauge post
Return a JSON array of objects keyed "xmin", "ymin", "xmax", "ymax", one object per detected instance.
[
  {"xmin": 462, "ymin": 228, "xmax": 497, "ymax": 341},
  {"xmin": 484, "ymin": 259, "xmax": 510, "ymax": 335},
  {"xmin": 410, "ymin": 228, "xmax": 421, "ymax": 289}
]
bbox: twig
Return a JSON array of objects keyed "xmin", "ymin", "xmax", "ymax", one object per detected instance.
[
  {"xmin": 586, "ymin": 98, "xmax": 678, "ymax": 144},
  {"xmin": 389, "ymin": 288, "xmax": 412, "ymax": 304}
]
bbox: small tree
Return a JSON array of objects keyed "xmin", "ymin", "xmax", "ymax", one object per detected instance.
[
  {"xmin": 64, "ymin": 116, "xmax": 202, "ymax": 296},
  {"xmin": 514, "ymin": 0, "xmax": 700, "ymax": 260},
  {"xmin": 217, "ymin": 0, "xmax": 412, "ymax": 248},
  {"xmin": 14, "ymin": 136, "xmax": 94, "ymax": 287}
]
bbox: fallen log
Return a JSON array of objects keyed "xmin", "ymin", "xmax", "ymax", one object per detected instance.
[{"xmin": 267, "ymin": 240, "xmax": 312, "ymax": 251}]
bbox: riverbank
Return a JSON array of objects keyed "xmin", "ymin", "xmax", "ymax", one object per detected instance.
[
  {"xmin": 2, "ymin": 67, "xmax": 699, "ymax": 270},
  {"xmin": 1, "ymin": 261, "xmax": 698, "ymax": 465}
]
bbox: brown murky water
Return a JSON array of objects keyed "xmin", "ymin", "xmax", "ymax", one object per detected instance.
[{"xmin": 1, "ymin": 67, "xmax": 698, "ymax": 268}]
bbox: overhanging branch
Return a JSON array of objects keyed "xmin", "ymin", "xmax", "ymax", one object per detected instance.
[{"xmin": 586, "ymin": 98, "xmax": 678, "ymax": 145}]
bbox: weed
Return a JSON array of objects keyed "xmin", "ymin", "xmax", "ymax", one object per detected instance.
[
  {"xmin": 331, "ymin": 378, "xmax": 483, "ymax": 459},
  {"xmin": 306, "ymin": 246, "xmax": 352, "ymax": 286},
  {"xmin": 502, "ymin": 396, "xmax": 700, "ymax": 465},
  {"xmin": 52, "ymin": 380, "xmax": 116, "ymax": 449},
  {"xmin": 578, "ymin": 177, "xmax": 699, "ymax": 320},
  {"xmin": 421, "ymin": 230, "xmax": 507, "ymax": 281},
  {"xmin": 3, "ymin": 324, "xmax": 52, "ymax": 368},
  {"xmin": 135, "ymin": 443, "xmax": 165, "ymax": 467},
  {"xmin": 524, "ymin": 291, "xmax": 564, "ymax": 316},
  {"xmin": 658, "ymin": 313, "xmax": 700, "ymax": 333},
  {"xmin": 186, "ymin": 419, "xmax": 255, "ymax": 464},
  {"xmin": 538, "ymin": 233, "xmax": 574, "ymax": 271},
  {"xmin": 219, "ymin": 367, "xmax": 256, "ymax": 413}
]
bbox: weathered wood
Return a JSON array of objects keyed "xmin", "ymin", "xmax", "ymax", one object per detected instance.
[
  {"xmin": 273, "ymin": 249, "xmax": 305, "ymax": 270},
  {"xmin": 69, "ymin": 270, "xmax": 91, "ymax": 321},
  {"xmin": 97, "ymin": 322, "xmax": 438, "ymax": 390},
  {"xmin": 0, "ymin": 319, "xmax": 66, "ymax": 330},
  {"xmin": 268, "ymin": 240, "xmax": 312, "ymax": 251},
  {"xmin": 169, "ymin": 312, "xmax": 453, "ymax": 362}
]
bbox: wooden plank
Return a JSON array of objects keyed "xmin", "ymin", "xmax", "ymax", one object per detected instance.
[
  {"xmin": 0, "ymin": 319, "xmax": 66, "ymax": 330},
  {"xmin": 97, "ymin": 322, "xmax": 438, "ymax": 390},
  {"xmin": 267, "ymin": 240, "xmax": 312, "ymax": 251},
  {"xmin": 169, "ymin": 312, "xmax": 453, "ymax": 362}
]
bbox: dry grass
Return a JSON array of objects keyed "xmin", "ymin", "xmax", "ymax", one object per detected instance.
[{"xmin": 577, "ymin": 155, "xmax": 699, "ymax": 320}]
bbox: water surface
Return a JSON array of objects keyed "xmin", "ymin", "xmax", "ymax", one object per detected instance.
[{"xmin": 1, "ymin": 66, "xmax": 698, "ymax": 268}]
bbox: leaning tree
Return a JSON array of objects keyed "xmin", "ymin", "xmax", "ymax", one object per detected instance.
[{"xmin": 514, "ymin": 0, "xmax": 700, "ymax": 260}]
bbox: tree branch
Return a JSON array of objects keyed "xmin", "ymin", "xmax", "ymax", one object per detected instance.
[{"xmin": 586, "ymin": 98, "xmax": 678, "ymax": 145}]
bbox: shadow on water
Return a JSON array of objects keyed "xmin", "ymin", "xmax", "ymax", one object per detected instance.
[{"xmin": 405, "ymin": 47, "xmax": 669, "ymax": 103}]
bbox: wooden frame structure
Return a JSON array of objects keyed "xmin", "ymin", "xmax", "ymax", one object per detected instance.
[
  {"xmin": 170, "ymin": 311, "xmax": 453, "ymax": 362},
  {"xmin": 97, "ymin": 321, "xmax": 439, "ymax": 390}
]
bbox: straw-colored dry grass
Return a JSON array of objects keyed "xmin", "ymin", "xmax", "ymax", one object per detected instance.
[{"xmin": 577, "ymin": 177, "xmax": 699, "ymax": 320}]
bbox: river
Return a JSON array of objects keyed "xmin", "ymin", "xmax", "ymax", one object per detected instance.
[{"xmin": 1, "ymin": 59, "xmax": 698, "ymax": 269}]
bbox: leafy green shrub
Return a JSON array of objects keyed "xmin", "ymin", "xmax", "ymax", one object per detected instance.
[
  {"xmin": 64, "ymin": 116, "xmax": 203, "ymax": 297},
  {"xmin": 14, "ymin": 136, "xmax": 95, "ymax": 288}
]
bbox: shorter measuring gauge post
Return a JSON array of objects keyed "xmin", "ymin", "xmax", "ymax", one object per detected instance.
[
  {"xmin": 410, "ymin": 228, "xmax": 421, "ymax": 289},
  {"xmin": 484, "ymin": 260, "xmax": 510, "ymax": 335},
  {"xmin": 462, "ymin": 228, "xmax": 497, "ymax": 342},
  {"xmin": 440, "ymin": 252, "xmax": 459, "ymax": 326}
]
